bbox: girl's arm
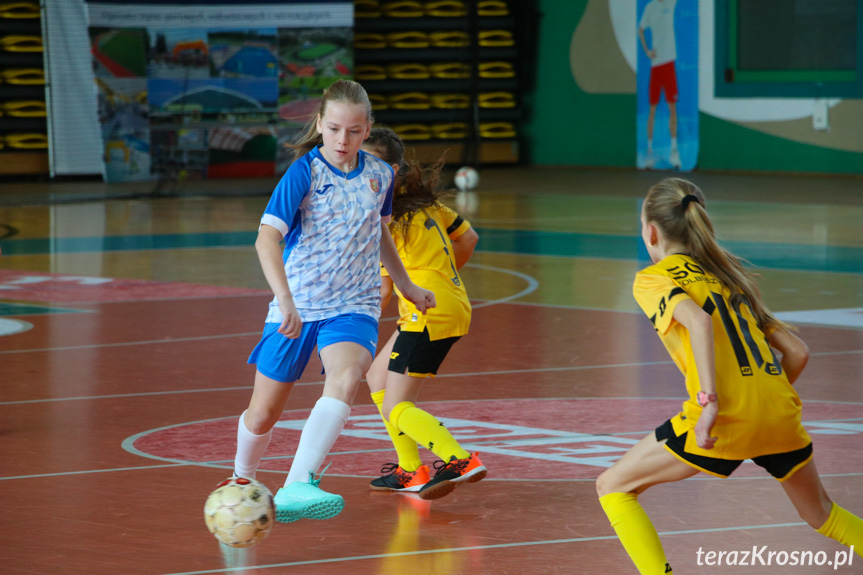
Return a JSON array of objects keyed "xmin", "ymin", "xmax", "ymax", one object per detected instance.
[
  {"xmin": 379, "ymin": 275, "xmax": 394, "ymax": 312},
  {"xmin": 767, "ymin": 327, "xmax": 809, "ymax": 385},
  {"xmin": 380, "ymin": 223, "xmax": 436, "ymax": 313},
  {"xmin": 673, "ymin": 298, "xmax": 718, "ymax": 449},
  {"xmin": 452, "ymin": 227, "xmax": 478, "ymax": 270},
  {"xmin": 256, "ymin": 224, "xmax": 301, "ymax": 338}
]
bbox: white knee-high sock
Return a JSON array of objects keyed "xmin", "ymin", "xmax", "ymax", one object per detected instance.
[
  {"xmin": 234, "ymin": 410, "xmax": 272, "ymax": 480},
  {"xmin": 285, "ymin": 396, "xmax": 351, "ymax": 486}
]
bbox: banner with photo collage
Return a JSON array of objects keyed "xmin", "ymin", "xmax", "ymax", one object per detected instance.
[{"xmin": 86, "ymin": 1, "xmax": 353, "ymax": 182}]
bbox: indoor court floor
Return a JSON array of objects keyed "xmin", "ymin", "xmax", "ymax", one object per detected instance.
[{"xmin": 1, "ymin": 166, "xmax": 862, "ymax": 574}]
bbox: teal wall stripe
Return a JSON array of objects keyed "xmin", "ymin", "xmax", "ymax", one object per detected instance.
[
  {"xmin": 476, "ymin": 230, "xmax": 863, "ymax": 274},
  {"xmin": 1, "ymin": 228, "xmax": 861, "ymax": 274},
  {"xmin": 0, "ymin": 231, "xmax": 258, "ymax": 256}
]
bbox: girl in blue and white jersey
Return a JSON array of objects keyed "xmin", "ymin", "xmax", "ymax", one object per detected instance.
[{"xmin": 231, "ymin": 79, "xmax": 435, "ymax": 524}]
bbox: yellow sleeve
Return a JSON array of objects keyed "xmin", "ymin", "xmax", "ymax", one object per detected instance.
[
  {"xmin": 632, "ymin": 272, "xmax": 689, "ymax": 335},
  {"xmin": 436, "ymin": 204, "xmax": 471, "ymax": 240}
]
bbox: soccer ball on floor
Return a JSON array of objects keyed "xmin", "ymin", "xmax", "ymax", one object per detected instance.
[
  {"xmin": 454, "ymin": 165, "xmax": 480, "ymax": 191},
  {"xmin": 204, "ymin": 477, "xmax": 275, "ymax": 548}
]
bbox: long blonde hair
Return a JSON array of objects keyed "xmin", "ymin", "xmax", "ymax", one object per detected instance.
[
  {"xmin": 289, "ymin": 79, "xmax": 373, "ymax": 159},
  {"xmin": 644, "ymin": 178, "xmax": 790, "ymax": 333}
]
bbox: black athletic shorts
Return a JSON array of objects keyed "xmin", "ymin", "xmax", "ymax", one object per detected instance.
[
  {"xmin": 388, "ymin": 327, "xmax": 460, "ymax": 377},
  {"xmin": 655, "ymin": 419, "xmax": 813, "ymax": 481}
]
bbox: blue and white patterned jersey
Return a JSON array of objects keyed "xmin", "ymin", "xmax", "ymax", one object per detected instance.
[{"xmin": 260, "ymin": 146, "xmax": 394, "ymax": 323}]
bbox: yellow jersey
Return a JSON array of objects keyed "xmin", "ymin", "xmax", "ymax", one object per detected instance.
[
  {"xmin": 633, "ymin": 254, "xmax": 810, "ymax": 460},
  {"xmin": 382, "ymin": 203, "xmax": 472, "ymax": 340}
]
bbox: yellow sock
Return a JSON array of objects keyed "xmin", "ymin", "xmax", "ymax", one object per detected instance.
[
  {"xmin": 371, "ymin": 390, "xmax": 422, "ymax": 472},
  {"xmin": 817, "ymin": 502, "xmax": 863, "ymax": 559},
  {"xmin": 390, "ymin": 401, "xmax": 469, "ymax": 463},
  {"xmin": 599, "ymin": 492, "xmax": 673, "ymax": 574}
]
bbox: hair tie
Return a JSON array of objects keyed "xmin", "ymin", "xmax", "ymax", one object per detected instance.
[{"xmin": 681, "ymin": 194, "xmax": 699, "ymax": 209}]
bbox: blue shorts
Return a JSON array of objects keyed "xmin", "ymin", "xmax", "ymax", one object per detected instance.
[{"xmin": 248, "ymin": 313, "xmax": 379, "ymax": 383}]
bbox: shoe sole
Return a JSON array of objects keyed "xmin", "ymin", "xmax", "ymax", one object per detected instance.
[
  {"xmin": 275, "ymin": 499, "xmax": 344, "ymax": 523},
  {"xmin": 418, "ymin": 479, "xmax": 457, "ymax": 501},
  {"xmin": 452, "ymin": 465, "xmax": 487, "ymax": 484},
  {"xmin": 369, "ymin": 483, "xmax": 424, "ymax": 492}
]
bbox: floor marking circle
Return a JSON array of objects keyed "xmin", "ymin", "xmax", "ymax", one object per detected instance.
[{"xmin": 125, "ymin": 397, "xmax": 863, "ymax": 481}]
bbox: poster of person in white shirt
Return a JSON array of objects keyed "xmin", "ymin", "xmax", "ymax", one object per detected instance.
[{"xmin": 637, "ymin": 0, "xmax": 697, "ymax": 171}]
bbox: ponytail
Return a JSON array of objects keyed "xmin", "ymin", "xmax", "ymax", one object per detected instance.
[{"xmin": 645, "ymin": 178, "xmax": 791, "ymax": 334}]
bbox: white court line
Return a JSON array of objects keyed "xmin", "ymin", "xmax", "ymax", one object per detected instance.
[
  {"xmin": 4, "ymin": 457, "xmax": 861, "ymax": 484},
  {"xmin": 464, "ymin": 262, "xmax": 539, "ymax": 309},
  {"xmin": 162, "ymin": 522, "xmax": 809, "ymax": 575},
  {"xmin": 2, "ymin": 349, "xmax": 861, "ymax": 406},
  {"xmin": 4, "ymin": 330, "xmax": 862, "ymax": 358},
  {"xmin": 0, "ymin": 362, "xmax": 674, "ymax": 406},
  {"xmin": 0, "ymin": 331, "xmax": 264, "ymax": 355},
  {"xmin": 0, "ymin": 264, "xmax": 532, "ymax": 355},
  {"xmin": 5, "ymin": 397, "xmax": 863, "ymax": 482}
]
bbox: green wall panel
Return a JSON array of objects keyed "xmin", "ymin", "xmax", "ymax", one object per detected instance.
[
  {"xmin": 524, "ymin": 0, "xmax": 636, "ymax": 167},
  {"xmin": 523, "ymin": 0, "xmax": 863, "ymax": 174},
  {"xmin": 699, "ymin": 114, "xmax": 863, "ymax": 174}
]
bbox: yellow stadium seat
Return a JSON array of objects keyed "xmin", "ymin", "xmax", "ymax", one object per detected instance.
[
  {"xmin": 354, "ymin": 33, "xmax": 387, "ymax": 49},
  {"xmin": 478, "ymin": 1, "xmax": 508, "ymax": 16},
  {"xmin": 1, "ymin": 34, "xmax": 43, "ymax": 52},
  {"xmin": 480, "ymin": 121, "xmax": 517, "ymax": 138},
  {"xmin": 432, "ymin": 122, "xmax": 468, "ymax": 139},
  {"xmin": 368, "ymin": 94, "xmax": 389, "ymax": 110},
  {"xmin": 479, "ymin": 61, "xmax": 515, "ymax": 78},
  {"xmin": 387, "ymin": 63, "xmax": 430, "ymax": 79},
  {"xmin": 382, "ymin": 1, "xmax": 423, "ymax": 18},
  {"xmin": 387, "ymin": 31, "xmax": 430, "ymax": 48},
  {"xmin": 430, "ymin": 31, "xmax": 469, "ymax": 48},
  {"xmin": 354, "ymin": 0, "xmax": 381, "ymax": 18},
  {"xmin": 355, "ymin": 65, "xmax": 387, "ymax": 81},
  {"xmin": 0, "ymin": 2, "xmax": 40, "ymax": 19},
  {"xmin": 389, "ymin": 92, "xmax": 431, "ymax": 110},
  {"xmin": 5, "ymin": 132, "xmax": 48, "ymax": 149},
  {"xmin": 1, "ymin": 68, "xmax": 44, "ymax": 84},
  {"xmin": 392, "ymin": 124, "xmax": 432, "ymax": 140},
  {"xmin": 478, "ymin": 92, "xmax": 515, "ymax": 108},
  {"xmin": 431, "ymin": 93, "xmax": 470, "ymax": 109},
  {"xmin": 478, "ymin": 30, "xmax": 514, "ymax": 47},
  {"xmin": 425, "ymin": 1, "xmax": 466, "ymax": 17},
  {"xmin": 430, "ymin": 62, "xmax": 470, "ymax": 79},
  {"xmin": 3, "ymin": 100, "xmax": 45, "ymax": 117}
]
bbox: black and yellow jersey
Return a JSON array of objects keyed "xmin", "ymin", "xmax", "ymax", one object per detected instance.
[
  {"xmin": 634, "ymin": 254, "xmax": 810, "ymax": 460},
  {"xmin": 382, "ymin": 203, "xmax": 471, "ymax": 340}
]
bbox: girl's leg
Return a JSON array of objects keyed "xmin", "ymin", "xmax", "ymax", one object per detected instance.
[
  {"xmin": 596, "ymin": 433, "xmax": 699, "ymax": 575},
  {"xmin": 234, "ymin": 370, "xmax": 294, "ymax": 479},
  {"xmin": 781, "ymin": 458, "xmax": 863, "ymax": 558},
  {"xmin": 597, "ymin": 433, "xmax": 699, "ymax": 496},
  {"xmin": 367, "ymin": 330, "xmax": 424, "ymax": 472},
  {"xmin": 387, "ymin": 384, "xmax": 485, "ymax": 500},
  {"xmin": 379, "ymin": 332, "xmax": 470, "ymax": 466},
  {"xmin": 366, "ymin": 329, "xmax": 396, "ymax": 395},
  {"xmin": 388, "ymin": 391, "xmax": 470, "ymax": 465},
  {"xmin": 284, "ymin": 341, "xmax": 372, "ymax": 485},
  {"xmin": 273, "ymin": 342, "xmax": 371, "ymax": 523},
  {"xmin": 380, "ymin": 371, "xmax": 422, "ymax": 417}
]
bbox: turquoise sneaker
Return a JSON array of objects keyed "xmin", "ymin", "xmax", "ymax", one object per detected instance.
[{"xmin": 273, "ymin": 466, "xmax": 344, "ymax": 523}]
